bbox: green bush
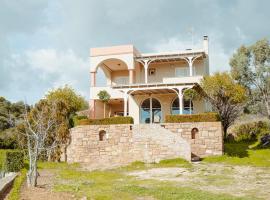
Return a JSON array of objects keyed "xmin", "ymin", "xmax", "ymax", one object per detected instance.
[
  {"xmin": 71, "ymin": 115, "xmax": 88, "ymax": 127},
  {"xmin": 232, "ymin": 121, "xmax": 270, "ymax": 142},
  {"xmin": 77, "ymin": 116, "xmax": 134, "ymax": 126},
  {"xmin": 165, "ymin": 112, "xmax": 220, "ymax": 123},
  {"xmin": 1, "ymin": 150, "xmax": 24, "ymax": 172}
]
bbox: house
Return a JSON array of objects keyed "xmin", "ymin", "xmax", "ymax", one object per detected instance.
[
  {"xmin": 89, "ymin": 36, "xmax": 210, "ymax": 124},
  {"xmin": 66, "ymin": 37, "xmax": 224, "ymax": 167}
]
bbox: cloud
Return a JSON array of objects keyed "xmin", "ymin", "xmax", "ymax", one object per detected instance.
[
  {"xmin": 1, "ymin": 48, "xmax": 89, "ymax": 103},
  {"xmin": 0, "ymin": 0, "xmax": 270, "ymax": 103}
]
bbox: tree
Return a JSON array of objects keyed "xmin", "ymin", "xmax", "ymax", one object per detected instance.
[
  {"xmin": 45, "ymin": 85, "xmax": 88, "ymax": 161},
  {"xmin": 97, "ymin": 90, "xmax": 111, "ymax": 118},
  {"xmin": 22, "ymin": 100, "xmax": 61, "ymax": 187},
  {"xmin": 194, "ymin": 72, "xmax": 247, "ymax": 137},
  {"xmin": 230, "ymin": 39, "xmax": 270, "ymax": 119}
]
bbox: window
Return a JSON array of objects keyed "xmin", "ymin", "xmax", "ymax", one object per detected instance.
[
  {"xmin": 99, "ymin": 130, "xmax": 106, "ymax": 141},
  {"xmin": 140, "ymin": 98, "xmax": 162, "ymax": 123},
  {"xmin": 191, "ymin": 128, "xmax": 199, "ymax": 139},
  {"xmin": 175, "ymin": 67, "xmax": 189, "ymax": 77},
  {"xmin": 148, "ymin": 68, "xmax": 156, "ymax": 76}
]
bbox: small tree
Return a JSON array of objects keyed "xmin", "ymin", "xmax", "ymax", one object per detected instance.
[
  {"xmin": 97, "ymin": 90, "xmax": 111, "ymax": 118},
  {"xmin": 194, "ymin": 72, "xmax": 247, "ymax": 137},
  {"xmin": 22, "ymin": 100, "xmax": 62, "ymax": 187}
]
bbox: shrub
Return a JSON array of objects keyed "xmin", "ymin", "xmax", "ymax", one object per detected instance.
[
  {"xmin": 3, "ymin": 151, "xmax": 24, "ymax": 172},
  {"xmin": 71, "ymin": 115, "xmax": 88, "ymax": 127},
  {"xmin": 77, "ymin": 116, "xmax": 134, "ymax": 126},
  {"xmin": 165, "ymin": 112, "xmax": 220, "ymax": 123},
  {"xmin": 232, "ymin": 121, "xmax": 270, "ymax": 142}
]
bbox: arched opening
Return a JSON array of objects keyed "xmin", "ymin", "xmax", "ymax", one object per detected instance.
[
  {"xmin": 171, "ymin": 97, "xmax": 193, "ymax": 115},
  {"xmin": 94, "ymin": 58, "xmax": 129, "ymax": 87},
  {"xmin": 191, "ymin": 128, "xmax": 199, "ymax": 139},
  {"xmin": 99, "ymin": 130, "xmax": 106, "ymax": 141},
  {"xmin": 140, "ymin": 98, "xmax": 162, "ymax": 124}
]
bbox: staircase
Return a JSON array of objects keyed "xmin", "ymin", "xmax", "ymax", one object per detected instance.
[{"xmin": 132, "ymin": 124, "xmax": 191, "ymax": 161}]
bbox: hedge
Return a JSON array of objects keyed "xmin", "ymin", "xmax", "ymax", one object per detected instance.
[
  {"xmin": 71, "ymin": 115, "xmax": 88, "ymax": 127},
  {"xmin": 0, "ymin": 150, "xmax": 24, "ymax": 172},
  {"xmin": 165, "ymin": 112, "xmax": 220, "ymax": 123},
  {"xmin": 77, "ymin": 116, "xmax": 134, "ymax": 126}
]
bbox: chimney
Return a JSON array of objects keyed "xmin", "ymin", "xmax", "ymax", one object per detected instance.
[{"xmin": 203, "ymin": 36, "xmax": 209, "ymax": 55}]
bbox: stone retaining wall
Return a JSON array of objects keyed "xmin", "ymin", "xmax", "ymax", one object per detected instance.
[
  {"xmin": 66, "ymin": 122, "xmax": 223, "ymax": 169},
  {"xmin": 162, "ymin": 122, "xmax": 223, "ymax": 157}
]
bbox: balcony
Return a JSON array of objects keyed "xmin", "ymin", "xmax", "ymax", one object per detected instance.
[{"xmin": 90, "ymin": 75, "xmax": 203, "ymax": 100}]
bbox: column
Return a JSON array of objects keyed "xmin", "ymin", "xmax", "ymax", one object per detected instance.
[
  {"xmin": 187, "ymin": 57, "xmax": 193, "ymax": 77},
  {"xmin": 124, "ymin": 91, "xmax": 128, "ymax": 116},
  {"xmin": 129, "ymin": 69, "xmax": 134, "ymax": 84},
  {"xmin": 90, "ymin": 72, "xmax": 96, "ymax": 87},
  {"xmin": 144, "ymin": 61, "xmax": 149, "ymax": 83},
  {"xmin": 178, "ymin": 89, "xmax": 183, "ymax": 115},
  {"xmin": 150, "ymin": 96, "xmax": 152, "ymax": 123}
]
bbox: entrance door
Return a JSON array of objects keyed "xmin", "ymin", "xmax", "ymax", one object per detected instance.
[{"xmin": 140, "ymin": 98, "xmax": 162, "ymax": 123}]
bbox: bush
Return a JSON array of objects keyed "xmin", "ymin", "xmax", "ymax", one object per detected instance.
[
  {"xmin": 165, "ymin": 112, "xmax": 220, "ymax": 123},
  {"xmin": 232, "ymin": 121, "xmax": 270, "ymax": 142},
  {"xmin": 77, "ymin": 116, "xmax": 134, "ymax": 126},
  {"xmin": 71, "ymin": 115, "xmax": 88, "ymax": 127},
  {"xmin": 1, "ymin": 150, "xmax": 24, "ymax": 172}
]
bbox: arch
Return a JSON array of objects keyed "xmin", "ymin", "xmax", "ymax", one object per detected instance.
[
  {"xmin": 140, "ymin": 97, "xmax": 162, "ymax": 124},
  {"xmin": 191, "ymin": 128, "xmax": 199, "ymax": 139},
  {"xmin": 99, "ymin": 130, "xmax": 106, "ymax": 141},
  {"xmin": 91, "ymin": 57, "xmax": 131, "ymax": 73}
]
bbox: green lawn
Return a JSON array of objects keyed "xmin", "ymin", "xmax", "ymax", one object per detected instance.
[
  {"xmin": 203, "ymin": 142, "xmax": 270, "ymax": 167},
  {"xmin": 51, "ymin": 161, "xmax": 250, "ymax": 200}
]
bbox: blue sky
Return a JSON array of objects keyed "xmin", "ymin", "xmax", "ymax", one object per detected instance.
[{"xmin": 0, "ymin": 0, "xmax": 269, "ymax": 104}]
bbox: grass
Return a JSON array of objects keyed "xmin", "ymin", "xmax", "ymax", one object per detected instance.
[
  {"xmin": 203, "ymin": 141, "xmax": 270, "ymax": 167},
  {"xmin": 7, "ymin": 168, "xmax": 27, "ymax": 200},
  {"xmin": 118, "ymin": 158, "xmax": 191, "ymax": 171},
  {"xmin": 53, "ymin": 163, "xmax": 249, "ymax": 200}
]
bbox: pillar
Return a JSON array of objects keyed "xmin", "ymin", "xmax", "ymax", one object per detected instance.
[
  {"xmin": 144, "ymin": 61, "xmax": 149, "ymax": 83},
  {"xmin": 187, "ymin": 57, "xmax": 193, "ymax": 77},
  {"xmin": 124, "ymin": 91, "xmax": 128, "ymax": 116},
  {"xmin": 178, "ymin": 89, "xmax": 183, "ymax": 115},
  {"xmin": 90, "ymin": 72, "xmax": 96, "ymax": 87},
  {"xmin": 129, "ymin": 69, "xmax": 134, "ymax": 84}
]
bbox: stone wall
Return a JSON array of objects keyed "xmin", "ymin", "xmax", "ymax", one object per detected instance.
[
  {"xmin": 67, "ymin": 124, "xmax": 190, "ymax": 170},
  {"xmin": 162, "ymin": 122, "xmax": 223, "ymax": 157},
  {"xmin": 66, "ymin": 122, "xmax": 223, "ymax": 170}
]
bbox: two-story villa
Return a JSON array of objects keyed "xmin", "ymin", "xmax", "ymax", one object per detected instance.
[{"xmin": 89, "ymin": 36, "xmax": 210, "ymax": 124}]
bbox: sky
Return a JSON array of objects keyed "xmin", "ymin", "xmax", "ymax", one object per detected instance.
[{"xmin": 0, "ymin": 0, "xmax": 269, "ymax": 104}]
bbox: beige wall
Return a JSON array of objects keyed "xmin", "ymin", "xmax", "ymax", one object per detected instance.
[{"xmin": 111, "ymin": 70, "xmax": 129, "ymax": 85}]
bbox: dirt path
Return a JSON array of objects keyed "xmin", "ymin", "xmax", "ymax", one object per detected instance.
[
  {"xmin": 20, "ymin": 170, "xmax": 75, "ymax": 200},
  {"xmin": 128, "ymin": 163, "xmax": 270, "ymax": 200}
]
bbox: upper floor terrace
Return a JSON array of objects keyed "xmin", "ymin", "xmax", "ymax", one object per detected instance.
[{"xmin": 89, "ymin": 36, "xmax": 209, "ymax": 99}]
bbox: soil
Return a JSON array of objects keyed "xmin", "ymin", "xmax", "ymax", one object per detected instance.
[
  {"xmin": 20, "ymin": 170, "xmax": 75, "ymax": 200},
  {"xmin": 128, "ymin": 163, "xmax": 270, "ymax": 200}
]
